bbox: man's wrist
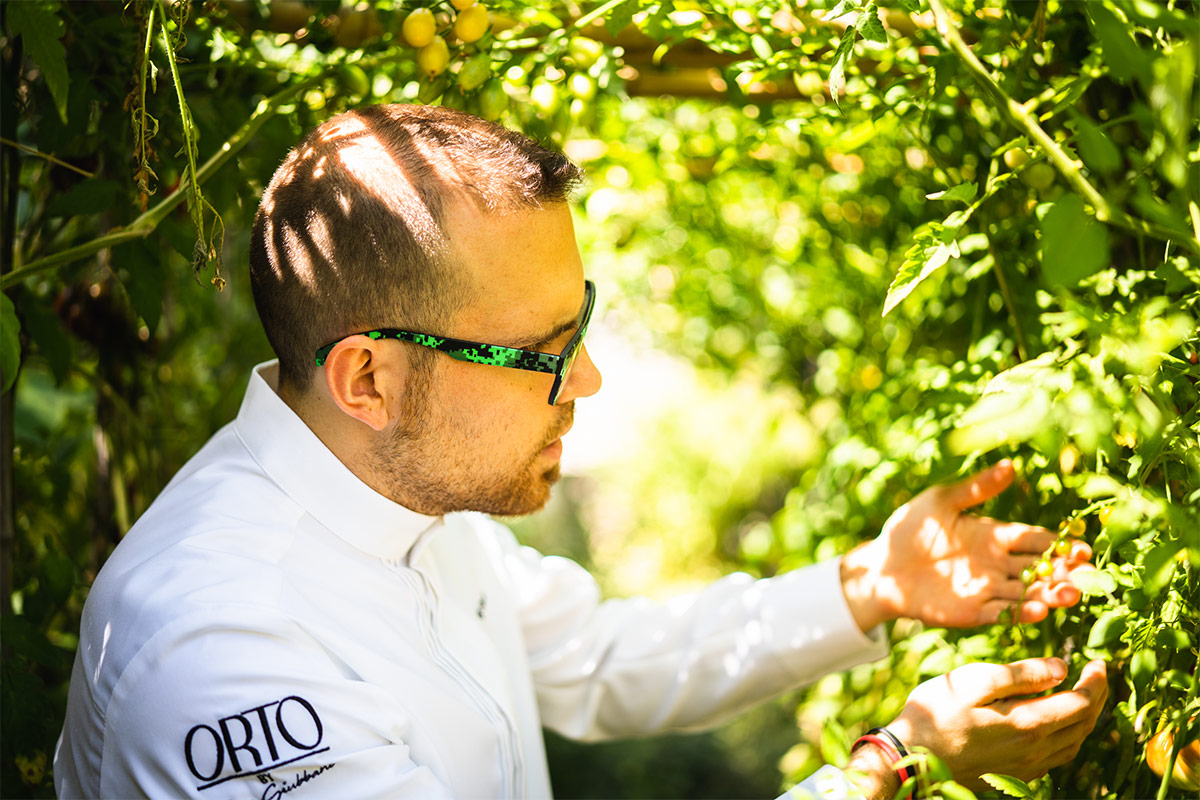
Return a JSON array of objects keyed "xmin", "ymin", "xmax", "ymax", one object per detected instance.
[
  {"xmin": 839, "ymin": 541, "xmax": 894, "ymax": 632},
  {"xmin": 844, "ymin": 741, "xmax": 902, "ymax": 800}
]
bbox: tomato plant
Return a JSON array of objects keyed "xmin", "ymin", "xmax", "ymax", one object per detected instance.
[{"xmin": 2, "ymin": 1, "xmax": 1196, "ymax": 798}]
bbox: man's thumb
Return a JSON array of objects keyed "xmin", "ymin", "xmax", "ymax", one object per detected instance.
[
  {"xmin": 976, "ymin": 657, "xmax": 1068, "ymax": 703},
  {"xmin": 944, "ymin": 459, "xmax": 1015, "ymax": 511}
]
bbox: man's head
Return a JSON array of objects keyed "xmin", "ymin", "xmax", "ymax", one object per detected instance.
[
  {"xmin": 249, "ymin": 104, "xmax": 602, "ymax": 517},
  {"xmin": 249, "ymin": 104, "xmax": 583, "ymax": 394}
]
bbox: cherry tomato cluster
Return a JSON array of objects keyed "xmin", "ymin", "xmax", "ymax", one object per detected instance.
[{"xmin": 1021, "ymin": 516, "xmax": 1087, "ymax": 586}]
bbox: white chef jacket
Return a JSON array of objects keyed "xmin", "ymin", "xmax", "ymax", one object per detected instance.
[{"xmin": 54, "ymin": 361, "xmax": 887, "ymax": 799}]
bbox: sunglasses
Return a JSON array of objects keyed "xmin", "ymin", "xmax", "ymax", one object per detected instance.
[{"xmin": 315, "ymin": 280, "xmax": 595, "ymax": 406}]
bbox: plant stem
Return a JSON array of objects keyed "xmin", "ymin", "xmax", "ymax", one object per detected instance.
[
  {"xmin": 987, "ymin": 237, "xmax": 1029, "ymax": 362},
  {"xmin": 501, "ymin": 0, "xmax": 632, "ymax": 50},
  {"xmin": 156, "ymin": 0, "xmax": 200, "ymax": 220},
  {"xmin": 926, "ymin": 0, "xmax": 1200, "ymax": 257},
  {"xmin": 0, "ymin": 137, "xmax": 95, "ymax": 178},
  {"xmin": 0, "ymin": 72, "xmax": 319, "ymax": 289},
  {"xmin": 134, "ymin": 0, "xmax": 156, "ymax": 198}
]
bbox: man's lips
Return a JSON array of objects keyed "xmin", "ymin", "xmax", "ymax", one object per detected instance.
[{"xmin": 540, "ymin": 419, "xmax": 572, "ymax": 459}]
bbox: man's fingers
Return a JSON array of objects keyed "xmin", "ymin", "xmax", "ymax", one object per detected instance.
[
  {"xmin": 1023, "ymin": 580, "xmax": 1083, "ymax": 610},
  {"xmin": 1006, "ymin": 553, "xmax": 1038, "ymax": 578},
  {"xmin": 979, "ymin": 598, "xmax": 1048, "ymax": 624},
  {"xmin": 943, "ymin": 460, "xmax": 1015, "ymax": 511},
  {"xmin": 995, "ymin": 523, "xmax": 1056, "ymax": 555},
  {"xmin": 1072, "ymin": 659, "xmax": 1109, "ymax": 699},
  {"xmin": 960, "ymin": 657, "xmax": 1068, "ymax": 703}
]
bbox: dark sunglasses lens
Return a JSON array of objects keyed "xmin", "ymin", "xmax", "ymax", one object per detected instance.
[{"xmin": 550, "ymin": 329, "xmax": 587, "ymax": 404}]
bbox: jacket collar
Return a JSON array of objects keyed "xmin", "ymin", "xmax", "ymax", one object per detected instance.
[{"xmin": 233, "ymin": 361, "xmax": 442, "ymax": 561}]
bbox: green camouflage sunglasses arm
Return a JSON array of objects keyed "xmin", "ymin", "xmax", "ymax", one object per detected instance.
[{"xmin": 315, "ymin": 329, "xmax": 561, "ymax": 373}]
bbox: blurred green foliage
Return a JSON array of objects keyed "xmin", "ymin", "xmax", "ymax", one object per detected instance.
[{"xmin": 2, "ymin": 0, "xmax": 1198, "ymax": 798}]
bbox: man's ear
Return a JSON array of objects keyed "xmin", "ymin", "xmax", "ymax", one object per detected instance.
[{"xmin": 322, "ymin": 336, "xmax": 399, "ymax": 432}]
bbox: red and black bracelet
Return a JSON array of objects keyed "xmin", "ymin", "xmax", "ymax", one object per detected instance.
[{"xmin": 850, "ymin": 726, "xmax": 917, "ymax": 800}]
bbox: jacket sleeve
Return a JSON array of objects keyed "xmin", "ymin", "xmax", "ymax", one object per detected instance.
[
  {"xmin": 496, "ymin": 527, "xmax": 889, "ymax": 741},
  {"xmin": 783, "ymin": 765, "xmax": 870, "ymax": 800},
  {"xmin": 76, "ymin": 608, "xmax": 455, "ymax": 800}
]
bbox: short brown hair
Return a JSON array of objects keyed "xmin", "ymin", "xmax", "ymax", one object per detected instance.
[{"xmin": 249, "ymin": 104, "xmax": 583, "ymax": 392}]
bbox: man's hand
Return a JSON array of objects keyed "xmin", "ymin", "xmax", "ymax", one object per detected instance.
[
  {"xmin": 840, "ymin": 460, "xmax": 1093, "ymax": 631},
  {"xmin": 887, "ymin": 657, "xmax": 1109, "ymax": 791}
]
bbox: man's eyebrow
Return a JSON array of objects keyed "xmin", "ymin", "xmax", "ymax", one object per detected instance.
[{"xmin": 511, "ymin": 316, "xmax": 578, "ymax": 350}]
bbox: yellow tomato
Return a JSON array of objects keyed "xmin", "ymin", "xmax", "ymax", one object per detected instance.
[
  {"xmin": 403, "ymin": 8, "xmax": 437, "ymax": 48},
  {"xmin": 450, "ymin": 0, "xmax": 475, "ymax": 8},
  {"xmin": 454, "ymin": 3, "xmax": 489, "ymax": 43},
  {"xmin": 417, "ymin": 36, "xmax": 450, "ymax": 78},
  {"xmin": 1061, "ymin": 517, "xmax": 1086, "ymax": 537},
  {"xmin": 1146, "ymin": 726, "xmax": 1200, "ymax": 791},
  {"xmin": 1098, "ymin": 506, "xmax": 1113, "ymax": 527}
]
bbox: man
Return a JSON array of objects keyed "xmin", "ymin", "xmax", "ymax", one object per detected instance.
[{"xmin": 55, "ymin": 105, "xmax": 1106, "ymax": 799}]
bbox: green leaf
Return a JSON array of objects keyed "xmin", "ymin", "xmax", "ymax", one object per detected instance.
[
  {"xmin": 828, "ymin": 27, "xmax": 857, "ymax": 105},
  {"xmin": 883, "ymin": 227, "xmax": 957, "ymax": 317},
  {"xmin": 1040, "ymin": 194, "xmax": 1109, "ymax": 286},
  {"xmin": 112, "ymin": 239, "xmax": 165, "ymax": 334},
  {"xmin": 1071, "ymin": 569, "xmax": 1117, "ymax": 596},
  {"xmin": 1087, "ymin": 610, "xmax": 1127, "ymax": 648},
  {"xmin": 927, "ymin": 182, "xmax": 978, "ymax": 205},
  {"xmin": 605, "ymin": 0, "xmax": 638, "ymax": 38},
  {"xmin": 822, "ymin": 0, "xmax": 862, "ymax": 21},
  {"xmin": 858, "ymin": 2, "xmax": 887, "ymax": 43},
  {"xmin": 1088, "ymin": 2, "xmax": 1150, "ymax": 84},
  {"xmin": 45, "ymin": 179, "xmax": 120, "ymax": 219},
  {"xmin": 939, "ymin": 781, "xmax": 979, "ymax": 800},
  {"xmin": 820, "ymin": 717, "xmax": 851, "ymax": 766},
  {"xmin": 1142, "ymin": 540, "xmax": 1182, "ymax": 599},
  {"xmin": 6, "ymin": 1, "xmax": 70, "ymax": 124},
  {"xmin": 1, "ymin": 293, "xmax": 20, "ymax": 393},
  {"xmin": 897, "ymin": 0, "xmax": 922, "ymax": 11},
  {"xmin": 20, "ymin": 295, "xmax": 71, "ymax": 386},
  {"xmin": 980, "ymin": 773, "xmax": 1036, "ymax": 799},
  {"xmin": 1069, "ymin": 112, "xmax": 1122, "ymax": 175}
]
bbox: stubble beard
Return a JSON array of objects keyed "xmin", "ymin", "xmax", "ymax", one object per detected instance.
[{"xmin": 373, "ymin": 388, "xmax": 572, "ymax": 518}]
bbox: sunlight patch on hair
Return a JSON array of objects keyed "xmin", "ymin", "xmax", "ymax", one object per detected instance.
[
  {"xmin": 307, "ymin": 212, "xmax": 337, "ymax": 274},
  {"xmin": 337, "ymin": 134, "xmax": 445, "ymax": 254},
  {"xmin": 262, "ymin": 218, "xmax": 283, "ymax": 279},
  {"xmin": 282, "ymin": 222, "xmax": 318, "ymax": 291}
]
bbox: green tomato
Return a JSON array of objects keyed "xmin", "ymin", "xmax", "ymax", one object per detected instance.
[
  {"xmin": 530, "ymin": 79, "xmax": 558, "ymax": 114},
  {"xmin": 1003, "ymin": 148, "xmax": 1029, "ymax": 169},
  {"xmin": 478, "ymin": 78, "xmax": 506, "ymax": 120},
  {"xmin": 567, "ymin": 36, "xmax": 604, "ymax": 68},
  {"xmin": 1130, "ymin": 649, "xmax": 1157, "ymax": 689},
  {"xmin": 1021, "ymin": 161, "xmax": 1056, "ymax": 191},
  {"xmin": 458, "ymin": 53, "xmax": 491, "ymax": 92},
  {"xmin": 1124, "ymin": 586, "xmax": 1148, "ymax": 611},
  {"xmin": 568, "ymin": 72, "xmax": 595, "ymax": 100},
  {"xmin": 337, "ymin": 65, "xmax": 370, "ymax": 97}
]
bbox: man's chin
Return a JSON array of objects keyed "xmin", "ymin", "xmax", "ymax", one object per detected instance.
[{"xmin": 489, "ymin": 465, "xmax": 561, "ymax": 518}]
